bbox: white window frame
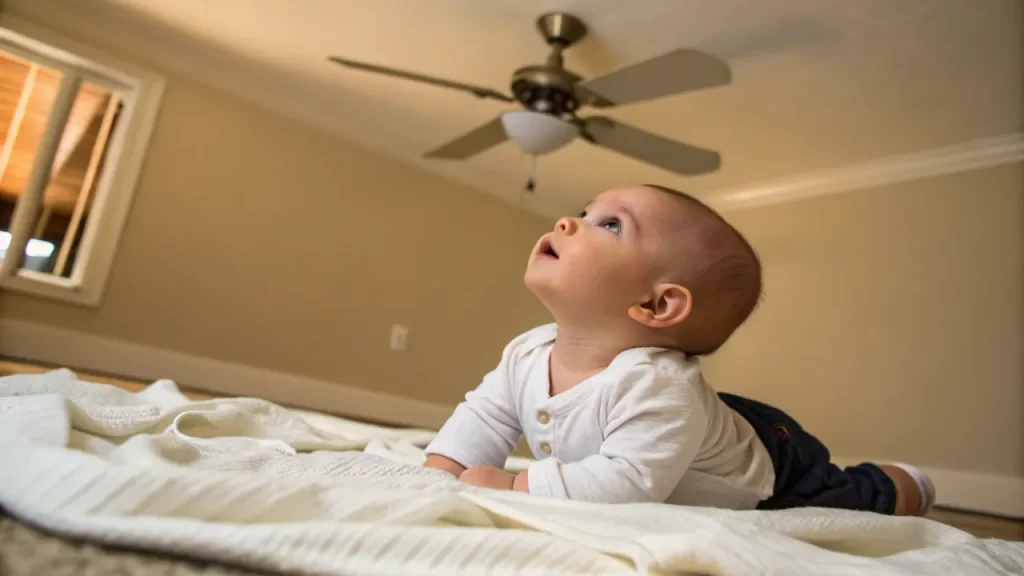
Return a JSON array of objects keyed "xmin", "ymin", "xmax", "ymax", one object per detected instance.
[{"xmin": 0, "ymin": 15, "xmax": 164, "ymax": 306}]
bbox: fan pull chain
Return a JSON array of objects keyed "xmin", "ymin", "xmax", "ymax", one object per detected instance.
[{"xmin": 525, "ymin": 155, "xmax": 537, "ymax": 193}]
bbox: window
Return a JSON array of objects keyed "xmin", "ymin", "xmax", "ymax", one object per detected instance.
[{"xmin": 0, "ymin": 16, "xmax": 163, "ymax": 306}]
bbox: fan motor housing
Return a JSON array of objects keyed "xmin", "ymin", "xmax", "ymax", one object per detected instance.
[{"xmin": 511, "ymin": 65, "xmax": 581, "ymax": 115}]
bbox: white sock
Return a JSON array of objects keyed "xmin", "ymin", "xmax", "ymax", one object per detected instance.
[{"xmin": 891, "ymin": 463, "xmax": 936, "ymax": 514}]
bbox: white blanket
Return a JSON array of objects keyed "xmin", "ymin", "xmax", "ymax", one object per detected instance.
[{"xmin": 1, "ymin": 370, "xmax": 1021, "ymax": 575}]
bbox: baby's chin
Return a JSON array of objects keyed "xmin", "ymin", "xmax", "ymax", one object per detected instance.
[
  {"xmin": 523, "ymin": 271, "xmax": 597, "ymax": 319},
  {"xmin": 523, "ymin": 266, "xmax": 565, "ymax": 303},
  {"xmin": 523, "ymin": 266, "xmax": 551, "ymax": 296}
]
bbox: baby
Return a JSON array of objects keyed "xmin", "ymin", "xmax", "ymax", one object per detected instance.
[{"xmin": 424, "ymin": 184, "xmax": 935, "ymax": 516}]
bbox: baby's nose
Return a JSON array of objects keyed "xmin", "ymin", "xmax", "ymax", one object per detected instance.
[{"xmin": 554, "ymin": 217, "xmax": 578, "ymax": 235}]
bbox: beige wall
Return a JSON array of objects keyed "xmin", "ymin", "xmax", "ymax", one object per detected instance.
[
  {"xmin": 706, "ymin": 163, "xmax": 1023, "ymax": 478},
  {"xmin": 0, "ymin": 71, "xmax": 553, "ymax": 405}
]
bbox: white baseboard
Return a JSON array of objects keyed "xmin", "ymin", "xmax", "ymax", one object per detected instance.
[
  {"xmin": 834, "ymin": 458, "xmax": 1024, "ymax": 519},
  {"xmin": 0, "ymin": 318, "xmax": 453, "ymax": 430}
]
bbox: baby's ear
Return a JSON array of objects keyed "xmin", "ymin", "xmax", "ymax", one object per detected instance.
[{"xmin": 628, "ymin": 283, "xmax": 692, "ymax": 329}]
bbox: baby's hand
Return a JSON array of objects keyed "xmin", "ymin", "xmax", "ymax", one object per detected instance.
[{"xmin": 460, "ymin": 465, "xmax": 519, "ymax": 491}]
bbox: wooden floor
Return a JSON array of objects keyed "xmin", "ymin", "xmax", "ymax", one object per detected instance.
[
  {"xmin": 0, "ymin": 359, "xmax": 217, "ymax": 400},
  {"xmin": 927, "ymin": 508, "xmax": 1024, "ymax": 541}
]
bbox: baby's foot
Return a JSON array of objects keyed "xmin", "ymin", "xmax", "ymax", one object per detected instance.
[{"xmin": 881, "ymin": 463, "xmax": 936, "ymax": 516}]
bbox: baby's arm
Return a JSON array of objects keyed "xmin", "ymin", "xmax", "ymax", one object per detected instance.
[
  {"xmin": 424, "ymin": 454, "xmax": 467, "ymax": 477},
  {"xmin": 527, "ymin": 367, "xmax": 708, "ymax": 503},
  {"xmin": 424, "ymin": 362, "xmax": 522, "ymax": 478}
]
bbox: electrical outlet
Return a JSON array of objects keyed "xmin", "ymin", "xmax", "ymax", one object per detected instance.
[{"xmin": 390, "ymin": 325, "xmax": 409, "ymax": 351}]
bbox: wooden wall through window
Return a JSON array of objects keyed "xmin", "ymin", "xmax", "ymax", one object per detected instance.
[{"xmin": 0, "ymin": 51, "xmax": 121, "ymax": 277}]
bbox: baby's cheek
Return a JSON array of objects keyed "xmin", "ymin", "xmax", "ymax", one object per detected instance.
[{"xmin": 571, "ymin": 254, "xmax": 622, "ymax": 283}]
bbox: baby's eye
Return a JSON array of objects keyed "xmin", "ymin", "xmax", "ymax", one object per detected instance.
[
  {"xmin": 600, "ymin": 218, "xmax": 621, "ymax": 234},
  {"xmin": 578, "ymin": 210, "xmax": 587, "ymax": 218}
]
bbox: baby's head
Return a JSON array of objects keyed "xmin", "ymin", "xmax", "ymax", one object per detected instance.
[{"xmin": 525, "ymin": 184, "xmax": 761, "ymax": 355}]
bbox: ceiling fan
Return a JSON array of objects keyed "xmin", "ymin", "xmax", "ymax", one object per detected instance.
[{"xmin": 327, "ymin": 12, "xmax": 731, "ymax": 177}]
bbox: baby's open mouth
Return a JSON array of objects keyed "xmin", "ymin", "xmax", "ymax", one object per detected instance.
[{"xmin": 539, "ymin": 239, "xmax": 559, "ymax": 260}]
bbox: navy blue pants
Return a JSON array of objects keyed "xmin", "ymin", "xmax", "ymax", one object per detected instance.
[{"xmin": 719, "ymin": 393, "xmax": 897, "ymax": 514}]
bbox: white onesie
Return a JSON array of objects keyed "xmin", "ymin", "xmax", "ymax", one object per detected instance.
[{"xmin": 425, "ymin": 323, "xmax": 776, "ymax": 509}]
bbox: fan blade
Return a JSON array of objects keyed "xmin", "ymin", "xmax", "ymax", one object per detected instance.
[
  {"xmin": 425, "ymin": 116, "xmax": 508, "ymax": 159},
  {"xmin": 578, "ymin": 49, "xmax": 731, "ymax": 107},
  {"xmin": 327, "ymin": 56, "xmax": 514, "ymax": 102},
  {"xmin": 583, "ymin": 117, "xmax": 720, "ymax": 175}
]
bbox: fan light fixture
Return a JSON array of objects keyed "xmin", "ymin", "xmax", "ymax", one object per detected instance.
[
  {"xmin": 327, "ymin": 11, "xmax": 729, "ymax": 180},
  {"xmin": 500, "ymin": 111, "xmax": 577, "ymax": 156}
]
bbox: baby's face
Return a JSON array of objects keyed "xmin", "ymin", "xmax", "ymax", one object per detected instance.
[{"xmin": 525, "ymin": 186, "xmax": 678, "ymax": 324}]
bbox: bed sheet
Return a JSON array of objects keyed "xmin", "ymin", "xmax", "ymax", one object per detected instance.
[{"xmin": 1, "ymin": 370, "xmax": 1022, "ymax": 576}]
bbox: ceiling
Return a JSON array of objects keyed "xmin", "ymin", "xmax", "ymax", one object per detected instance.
[{"xmin": 4, "ymin": 0, "xmax": 1021, "ymax": 217}]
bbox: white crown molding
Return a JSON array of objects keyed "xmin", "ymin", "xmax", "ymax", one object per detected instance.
[
  {"xmin": 0, "ymin": 318, "xmax": 452, "ymax": 430},
  {"xmin": 704, "ymin": 132, "xmax": 1024, "ymax": 213}
]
